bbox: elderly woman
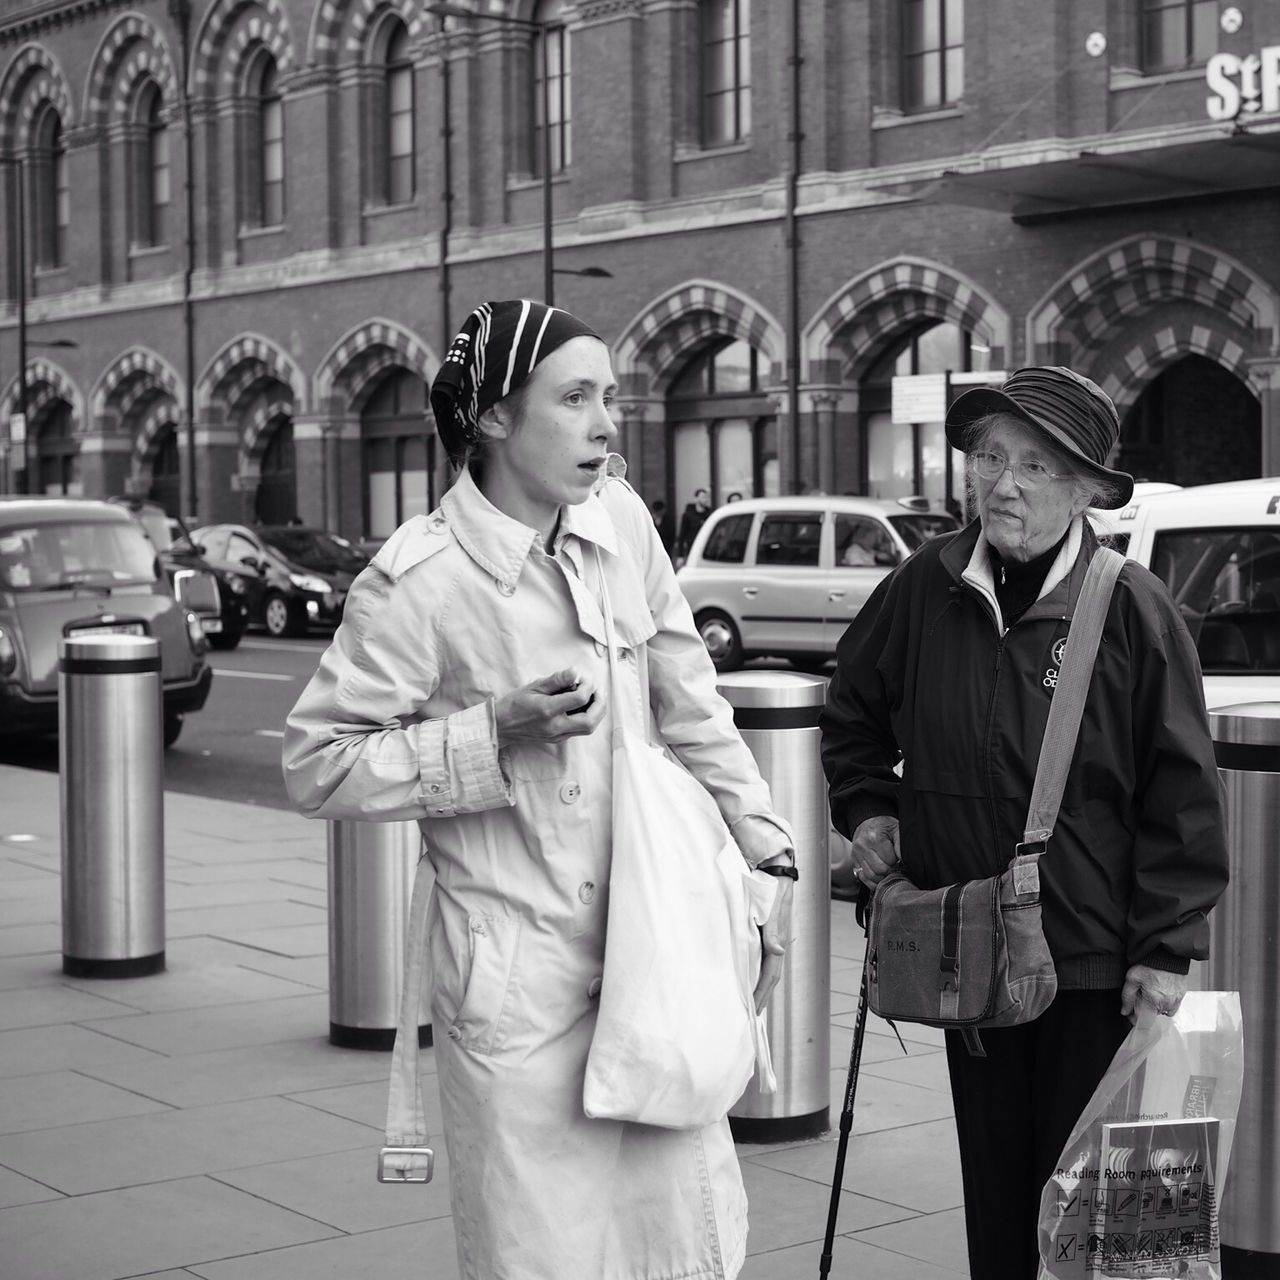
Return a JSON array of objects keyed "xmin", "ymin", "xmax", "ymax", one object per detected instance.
[
  {"xmin": 283, "ymin": 300, "xmax": 796, "ymax": 1280},
  {"xmin": 819, "ymin": 366, "xmax": 1228, "ymax": 1279}
]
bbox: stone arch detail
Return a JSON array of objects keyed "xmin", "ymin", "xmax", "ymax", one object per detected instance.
[
  {"xmin": 192, "ymin": 0, "xmax": 295, "ymax": 97},
  {"xmin": 614, "ymin": 281, "xmax": 786, "ymax": 397},
  {"xmin": 198, "ymin": 334, "xmax": 305, "ymax": 419},
  {"xmin": 804, "ymin": 257, "xmax": 1010, "ymax": 383},
  {"xmin": 93, "ymin": 348, "xmax": 185, "ymax": 424},
  {"xmin": 0, "ymin": 359, "xmax": 83, "ymax": 432},
  {"xmin": 131, "ymin": 402, "xmax": 181, "ymax": 466},
  {"xmin": 0, "ymin": 45, "xmax": 75, "ymax": 149},
  {"xmin": 1094, "ymin": 321, "xmax": 1255, "ymax": 418},
  {"xmin": 1028, "ymin": 236, "xmax": 1279, "ymax": 368},
  {"xmin": 313, "ymin": 318, "xmax": 437, "ymax": 411},
  {"xmin": 241, "ymin": 394, "xmax": 296, "ymax": 461},
  {"xmin": 84, "ymin": 13, "xmax": 178, "ymax": 127},
  {"xmin": 309, "ymin": 0, "xmax": 427, "ymax": 67}
]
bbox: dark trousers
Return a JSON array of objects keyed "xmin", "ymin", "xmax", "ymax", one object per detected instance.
[{"xmin": 945, "ymin": 990, "xmax": 1131, "ymax": 1280}]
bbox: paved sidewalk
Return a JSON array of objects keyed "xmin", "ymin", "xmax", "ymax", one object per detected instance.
[{"xmin": 0, "ymin": 763, "xmax": 968, "ymax": 1280}]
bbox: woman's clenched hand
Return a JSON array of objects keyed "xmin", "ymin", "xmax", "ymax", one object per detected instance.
[{"xmin": 494, "ymin": 668, "xmax": 606, "ymax": 746}]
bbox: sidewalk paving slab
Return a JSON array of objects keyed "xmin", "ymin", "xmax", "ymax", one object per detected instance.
[{"xmin": 0, "ymin": 763, "xmax": 969, "ymax": 1279}]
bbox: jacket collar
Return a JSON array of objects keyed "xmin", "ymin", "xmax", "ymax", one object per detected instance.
[
  {"xmin": 944, "ymin": 515, "xmax": 1095, "ymax": 632},
  {"xmin": 440, "ymin": 466, "xmax": 618, "ymax": 591}
]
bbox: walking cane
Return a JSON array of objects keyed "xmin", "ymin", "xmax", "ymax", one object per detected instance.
[{"xmin": 818, "ymin": 925, "xmax": 872, "ymax": 1279}]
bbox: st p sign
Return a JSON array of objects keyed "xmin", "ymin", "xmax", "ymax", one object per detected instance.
[{"xmin": 1206, "ymin": 46, "xmax": 1280, "ymax": 121}]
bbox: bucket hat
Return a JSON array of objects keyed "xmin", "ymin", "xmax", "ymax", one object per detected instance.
[{"xmin": 944, "ymin": 366, "xmax": 1134, "ymax": 508}]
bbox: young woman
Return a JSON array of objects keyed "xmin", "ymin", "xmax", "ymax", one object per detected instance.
[{"xmin": 283, "ymin": 300, "xmax": 796, "ymax": 1280}]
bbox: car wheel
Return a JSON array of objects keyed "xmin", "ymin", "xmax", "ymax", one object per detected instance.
[
  {"xmin": 263, "ymin": 592, "xmax": 301, "ymax": 638},
  {"xmin": 163, "ymin": 714, "xmax": 184, "ymax": 749},
  {"xmin": 695, "ymin": 610, "xmax": 744, "ymax": 672}
]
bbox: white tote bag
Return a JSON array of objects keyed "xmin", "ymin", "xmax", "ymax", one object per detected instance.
[{"xmin": 582, "ymin": 551, "xmax": 777, "ymax": 1130}]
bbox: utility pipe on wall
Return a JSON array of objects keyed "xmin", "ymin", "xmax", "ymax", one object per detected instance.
[{"xmin": 785, "ymin": 0, "xmax": 804, "ymax": 494}]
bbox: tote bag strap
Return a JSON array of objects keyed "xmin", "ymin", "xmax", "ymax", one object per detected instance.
[{"xmin": 1022, "ymin": 547, "xmax": 1125, "ymax": 849}]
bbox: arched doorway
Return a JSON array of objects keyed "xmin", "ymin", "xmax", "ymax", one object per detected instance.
[
  {"xmin": 858, "ymin": 320, "xmax": 988, "ymax": 511},
  {"xmin": 361, "ymin": 367, "xmax": 433, "ymax": 540},
  {"xmin": 148, "ymin": 425, "xmax": 181, "ymax": 515},
  {"xmin": 666, "ymin": 338, "xmax": 776, "ymax": 511},
  {"xmin": 255, "ymin": 418, "xmax": 297, "ymax": 524},
  {"xmin": 1120, "ymin": 355, "xmax": 1260, "ymax": 486},
  {"xmin": 35, "ymin": 403, "xmax": 78, "ymax": 495}
]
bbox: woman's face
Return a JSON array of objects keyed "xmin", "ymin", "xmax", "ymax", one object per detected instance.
[
  {"xmin": 478, "ymin": 336, "xmax": 619, "ymax": 533},
  {"xmin": 974, "ymin": 417, "xmax": 1089, "ymax": 562}
]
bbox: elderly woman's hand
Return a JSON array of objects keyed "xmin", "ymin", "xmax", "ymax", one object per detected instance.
[
  {"xmin": 1120, "ymin": 964, "xmax": 1189, "ymax": 1022},
  {"xmin": 850, "ymin": 815, "xmax": 901, "ymax": 889},
  {"xmin": 494, "ymin": 668, "xmax": 606, "ymax": 746},
  {"xmin": 754, "ymin": 875, "xmax": 794, "ymax": 1013}
]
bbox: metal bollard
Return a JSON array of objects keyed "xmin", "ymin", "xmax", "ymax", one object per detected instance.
[
  {"xmin": 1206, "ymin": 701, "xmax": 1280, "ymax": 1271},
  {"xmin": 718, "ymin": 670, "xmax": 831, "ymax": 1142},
  {"xmin": 59, "ymin": 634, "xmax": 165, "ymax": 977},
  {"xmin": 328, "ymin": 818, "xmax": 432, "ymax": 1050}
]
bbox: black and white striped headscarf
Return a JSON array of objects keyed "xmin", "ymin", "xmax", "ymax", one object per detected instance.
[{"xmin": 430, "ymin": 300, "xmax": 602, "ymax": 464}]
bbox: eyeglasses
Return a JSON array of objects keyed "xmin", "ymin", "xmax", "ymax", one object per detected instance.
[{"xmin": 968, "ymin": 451, "xmax": 1066, "ymax": 491}]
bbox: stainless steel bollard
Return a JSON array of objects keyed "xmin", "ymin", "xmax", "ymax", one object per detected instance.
[
  {"xmin": 1206, "ymin": 702, "xmax": 1280, "ymax": 1271},
  {"xmin": 59, "ymin": 635, "xmax": 165, "ymax": 977},
  {"xmin": 328, "ymin": 818, "xmax": 432, "ymax": 1050},
  {"xmin": 718, "ymin": 670, "xmax": 831, "ymax": 1142}
]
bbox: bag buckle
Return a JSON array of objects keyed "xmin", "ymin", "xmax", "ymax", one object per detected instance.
[
  {"xmin": 1014, "ymin": 839, "xmax": 1047, "ymax": 858},
  {"xmin": 378, "ymin": 1146, "xmax": 434, "ymax": 1184}
]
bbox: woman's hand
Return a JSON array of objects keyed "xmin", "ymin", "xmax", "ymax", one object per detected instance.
[
  {"xmin": 754, "ymin": 875, "xmax": 794, "ymax": 1013},
  {"xmin": 494, "ymin": 668, "xmax": 606, "ymax": 746},
  {"xmin": 850, "ymin": 815, "xmax": 901, "ymax": 889},
  {"xmin": 1120, "ymin": 964, "xmax": 1189, "ymax": 1022}
]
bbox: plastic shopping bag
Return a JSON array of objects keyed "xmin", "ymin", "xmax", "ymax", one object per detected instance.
[{"xmin": 1038, "ymin": 991, "xmax": 1244, "ymax": 1280}]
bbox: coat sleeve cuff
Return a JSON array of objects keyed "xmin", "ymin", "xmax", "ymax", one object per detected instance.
[
  {"xmin": 418, "ymin": 701, "xmax": 513, "ymax": 817},
  {"xmin": 1136, "ymin": 947, "xmax": 1191, "ymax": 976},
  {"xmin": 730, "ymin": 813, "xmax": 796, "ymax": 869},
  {"xmin": 837, "ymin": 795, "xmax": 899, "ymax": 840}
]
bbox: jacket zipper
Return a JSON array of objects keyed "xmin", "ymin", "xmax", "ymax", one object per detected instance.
[{"xmin": 982, "ymin": 627, "xmax": 1007, "ymax": 876}]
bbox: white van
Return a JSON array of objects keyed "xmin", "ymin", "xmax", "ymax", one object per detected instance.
[{"xmin": 1096, "ymin": 478, "xmax": 1280, "ymax": 710}]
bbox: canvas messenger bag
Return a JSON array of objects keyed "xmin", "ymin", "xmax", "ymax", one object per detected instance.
[{"xmin": 865, "ymin": 547, "xmax": 1125, "ymax": 1052}]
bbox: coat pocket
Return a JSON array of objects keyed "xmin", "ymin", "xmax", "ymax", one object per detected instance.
[{"xmin": 451, "ymin": 914, "xmax": 522, "ymax": 1055}]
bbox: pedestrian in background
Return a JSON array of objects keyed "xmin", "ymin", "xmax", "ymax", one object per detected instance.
[
  {"xmin": 283, "ymin": 299, "xmax": 796, "ymax": 1280},
  {"xmin": 677, "ymin": 487, "xmax": 712, "ymax": 558},
  {"xmin": 650, "ymin": 496, "xmax": 675, "ymax": 554},
  {"xmin": 820, "ymin": 366, "xmax": 1228, "ymax": 1279}
]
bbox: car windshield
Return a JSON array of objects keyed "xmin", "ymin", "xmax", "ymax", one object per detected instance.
[
  {"xmin": 1151, "ymin": 527, "xmax": 1280, "ymax": 674},
  {"xmin": 888, "ymin": 512, "xmax": 959, "ymax": 551},
  {"xmin": 132, "ymin": 506, "xmax": 174, "ymax": 552},
  {"xmin": 0, "ymin": 521, "xmax": 160, "ymax": 591},
  {"xmin": 261, "ymin": 528, "xmax": 366, "ymax": 572}
]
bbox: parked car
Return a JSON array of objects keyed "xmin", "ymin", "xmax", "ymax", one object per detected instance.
[
  {"xmin": 1097, "ymin": 477, "xmax": 1280, "ymax": 709},
  {"xmin": 676, "ymin": 495, "xmax": 959, "ymax": 670},
  {"xmin": 0, "ymin": 497, "xmax": 212, "ymax": 747},
  {"xmin": 109, "ymin": 498, "xmax": 249, "ymax": 651},
  {"xmin": 190, "ymin": 523, "xmax": 367, "ymax": 638}
]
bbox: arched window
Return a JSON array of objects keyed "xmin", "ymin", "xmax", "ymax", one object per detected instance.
[
  {"xmin": 362, "ymin": 367, "xmax": 433, "ymax": 539},
  {"xmin": 32, "ymin": 105, "xmax": 68, "ymax": 268},
  {"xmin": 667, "ymin": 337, "xmax": 776, "ymax": 510},
  {"xmin": 701, "ymin": 0, "xmax": 751, "ymax": 146},
  {"xmin": 36, "ymin": 403, "xmax": 77, "ymax": 495},
  {"xmin": 255, "ymin": 418, "xmax": 297, "ymax": 524},
  {"xmin": 133, "ymin": 82, "xmax": 170, "ymax": 246},
  {"xmin": 248, "ymin": 54, "xmax": 284, "ymax": 227},
  {"xmin": 858, "ymin": 320, "xmax": 987, "ymax": 508},
  {"xmin": 531, "ymin": 0, "xmax": 570, "ymax": 175},
  {"xmin": 148, "ymin": 424, "xmax": 181, "ymax": 515},
  {"xmin": 383, "ymin": 21, "xmax": 415, "ymax": 204}
]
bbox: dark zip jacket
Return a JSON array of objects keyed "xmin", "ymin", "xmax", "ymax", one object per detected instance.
[{"xmin": 820, "ymin": 518, "xmax": 1228, "ymax": 989}]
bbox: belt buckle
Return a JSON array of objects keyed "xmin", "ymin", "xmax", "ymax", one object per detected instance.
[{"xmin": 378, "ymin": 1146, "xmax": 435, "ymax": 1184}]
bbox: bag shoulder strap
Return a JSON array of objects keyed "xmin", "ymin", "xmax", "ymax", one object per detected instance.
[{"xmin": 1023, "ymin": 547, "xmax": 1125, "ymax": 847}]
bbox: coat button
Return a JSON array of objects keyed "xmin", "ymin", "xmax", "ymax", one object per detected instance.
[
  {"xmin": 429, "ymin": 783, "xmax": 442, "ymax": 794},
  {"xmin": 587, "ymin": 976, "xmax": 602, "ymax": 999},
  {"xmin": 429, "ymin": 516, "xmax": 446, "ymax": 533},
  {"xmin": 469, "ymin": 918, "xmax": 486, "ymax": 935},
  {"xmin": 578, "ymin": 881, "xmax": 595, "ymax": 904},
  {"xmin": 498, "ymin": 581, "xmax": 515, "ymax": 596},
  {"xmin": 447, "ymin": 1025, "xmax": 462, "ymax": 1040},
  {"xmin": 560, "ymin": 782, "xmax": 581, "ymax": 804},
  {"xmin": 594, "ymin": 641, "xmax": 606, "ymax": 657}
]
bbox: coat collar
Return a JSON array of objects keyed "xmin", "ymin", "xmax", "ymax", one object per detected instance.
[{"xmin": 440, "ymin": 466, "xmax": 619, "ymax": 591}]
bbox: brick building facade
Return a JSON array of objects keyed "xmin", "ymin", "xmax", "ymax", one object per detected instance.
[{"xmin": 1, "ymin": 0, "xmax": 1278, "ymax": 538}]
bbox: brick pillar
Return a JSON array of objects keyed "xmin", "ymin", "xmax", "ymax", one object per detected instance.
[
  {"xmin": 1248, "ymin": 357, "xmax": 1280, "ymax": 477},
  {"xmin": 195, "ymin": 425, "xmax": 240, "ymax": 523},
  {"xmin": 75, "ymin": 431, "xmax": 132, "ymax": 498},
  {"xmin": 810, "ymin": 390, "xmax": 844, "ymax": 496}
]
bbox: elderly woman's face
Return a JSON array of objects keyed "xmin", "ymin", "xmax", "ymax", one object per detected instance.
[{"xmin": 974, "ymin": 418, "xmax": 1089, "ymax": 562}]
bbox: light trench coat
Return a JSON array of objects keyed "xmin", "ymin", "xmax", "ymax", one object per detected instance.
[{"xmin": 282, "ymin": 467, "xmax": 792, "ymax": 1280}]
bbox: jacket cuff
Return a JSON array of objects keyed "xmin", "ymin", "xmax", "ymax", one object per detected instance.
[
  {"xmin": 419, "ymin": 701, "xmax": 513, "ymax": 817},
  {"xmin": 1135, "ymin": 947, "xmax": 1191, "ymax": 976},
  {"xmin": 838, "ymin": 795, "xmax": 898, "ymax": 840},
  {"xmin": 731, "ymin": 813, "xmax": 796, "ymax": 869}
]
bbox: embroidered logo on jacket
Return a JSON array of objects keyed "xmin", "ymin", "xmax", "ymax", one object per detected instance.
[{"xmin": 1043, "ymin": 637, "xmax": 1068, "ymax": 690}]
